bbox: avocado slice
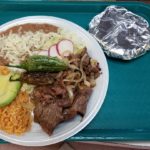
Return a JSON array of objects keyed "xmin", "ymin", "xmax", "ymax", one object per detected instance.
[{"xmin": 0, "ymin": 73, "xmax": 21, "ymax": 107}]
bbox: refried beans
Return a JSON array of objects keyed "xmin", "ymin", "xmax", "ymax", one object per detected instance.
[{"xmin": 0, "ymin": 23, "xmax": 58, "ymax": 36}]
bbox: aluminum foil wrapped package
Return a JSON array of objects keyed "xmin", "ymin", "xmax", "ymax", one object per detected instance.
[{"xmin": 89, "ymin": 6, "xmax": 150, "ymax": 60}]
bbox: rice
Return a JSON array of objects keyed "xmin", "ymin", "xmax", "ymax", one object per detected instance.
[{"xmin": 0, "ymin": 91, "xmax": 33, "ymax": 135}]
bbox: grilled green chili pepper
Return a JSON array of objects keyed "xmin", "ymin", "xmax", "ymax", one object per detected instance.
[{"xmin": 9, "ymin": 55, "xmax": 68, "ymax": 72}]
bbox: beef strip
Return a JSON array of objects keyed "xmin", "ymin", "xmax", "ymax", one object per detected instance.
[
  {"xmin": 84, "ymin": 62, "xmax": 101, "ymax": 79},
  {"xmin": 21, "ymin": 72, "xmax": 57, "ymax": 85},
  {"xmin": 34, "ymin": 102, "xmax": 64, "ymax": 135},
  {"xmin": 0, "ymin": 57, "xmax": 9, "ymax": 66},
  {"xmin": 57, "ymin": 98, "xmax": 73, "ymax": 108},
  {"xmin": 33, "ymin": 86, "xmax": 92, "ymax": 135},
  {"xmin": 63, "ymin": 88, "xmax": 92, "ymax": 120},
  {"xmin": 33, "ymin": 84, "xmax": 72, "ymax": 106},
  {"xmin": 33, "ymin": 85, "xmax": 67, "ymax": 103},
  {"xmin": 32, "ymin": 79, "xmax": 93, "ymax": 135},
  {"xmin": 33, "ymin": 85, "xmax": 72, "ymax": 135},
  {"xmin": 68, "ymin": 48, "xmax": 100, "ymax": 79},
  {"xmin": 82, "ymin": 53, "xmax": 90, "ymax": 66},
  {"xmin": 81, "ymin": 52, "xmax": 101, "ymax": 79}
]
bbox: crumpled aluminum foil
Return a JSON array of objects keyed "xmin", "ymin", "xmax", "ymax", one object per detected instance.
[{"xmin": 89, "ymin": 5, "xmax": 150, "ymax": 60}]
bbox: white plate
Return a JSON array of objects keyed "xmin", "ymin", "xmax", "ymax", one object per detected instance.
[{"xmin": 0, "ymin": 16, "xmax": 109, "ymax": 146}]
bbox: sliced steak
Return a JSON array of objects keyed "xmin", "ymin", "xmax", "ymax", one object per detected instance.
[
  {"xmin": 33, "ymin": 85, "xmax": 71, "ymax": 135},
  {"xmin": 63, "ymin": 88, "xmax": 92, "ymax": 120},
  {"xmin": 21, "ymin": 72, "xmax": 57, "ymax": 85},
  {"xmin": 34, "ymin": 102, "xmax": 63, "ymax": 135},
  {"xmin": 31, "ymin": 47, "xmax": 100, "ymax": 136},
  {"xmin": 33, "ymin": 85, "xmax": 67, "ymax": 103},
  {"xmin": 57, "ymin": 98, "xmax": 72, "ymax": 108},
  {"xmin": 32, "ymin": 85, "xmax": 93, "ymax": 135},
  {"xmin": 67, "ymin": 47, "xmax": 100, "ymax": 80},
  {"xmin": 82, "ymin": 53, "xmax": 101, "ymax": 79},
  {"xmin": 33, "ymin": 86, "xmax": 54, "ymax": 103}
]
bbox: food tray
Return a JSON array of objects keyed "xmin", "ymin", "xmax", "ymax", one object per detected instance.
[{"xmin": 0, "ymin": 1, "xmax": 150, "ymax": 143}]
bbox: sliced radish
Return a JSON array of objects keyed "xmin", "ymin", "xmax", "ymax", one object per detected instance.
[
  {"xmin": 32, "ymin": 51, "xmax": 39, "ymax": 55},
  {"xmin": 32, "ymin": 50, "xmax": 48, "ymax": 56},
  {"xmin": 49, "ymin": 45, "xmax": 60, "ymax": 58},
  {"xmin": 57, "ymin": 39, "xmax": 74, "ymax": 57},
  {"xmin": 38, "ymin": 50, "xmax": 48, "ymax": 56}
]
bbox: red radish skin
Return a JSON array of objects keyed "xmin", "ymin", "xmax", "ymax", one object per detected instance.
[
  {"xmin": 49, "ymin": 45, "xmax": 60, "ymax": 57},
  {"xmin": 56, "ymin": 44, "xmax": 61, "ymax": 56},
  {"xmin": 57, "ymin": 39, "xmax": 74, "ymax": 56},
  {"xmin": 48, "ymin": 48, "xmax": 50, "ymax": 57}
]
